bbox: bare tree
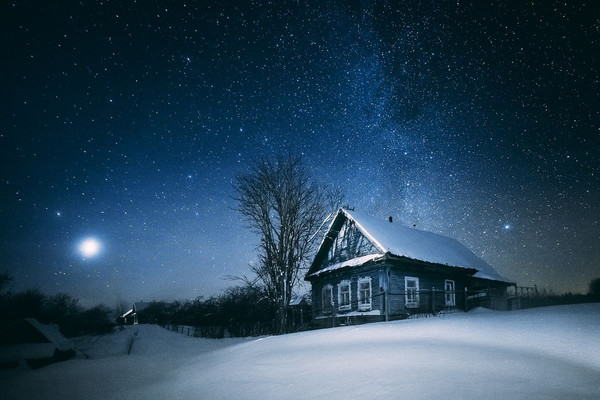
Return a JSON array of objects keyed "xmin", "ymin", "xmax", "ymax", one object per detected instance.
[{"xmin": 234, "ymin": 156, "xmax": 341, "ymax": 333}]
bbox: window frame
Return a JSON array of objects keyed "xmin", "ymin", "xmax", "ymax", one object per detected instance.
[
  {"xmin": 404, "ymin": 276, "xmax": 420, "ymax": 308},
  {"xmin": 444, "ymin": 279, "xmax": 456, "ymax": 307},
  {"xmin": 337, "ymin": 280, "xmax": 351, "ymax": 311},
  {"xmin": 322, "ymin": 284, "xmax": 333, "ymax": 311},
  {"xmin": 357, "ymin": 276, "xmax": 372, "ymax": 311}
]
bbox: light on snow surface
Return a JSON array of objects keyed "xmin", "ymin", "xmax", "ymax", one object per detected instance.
[{"xmin": 80, "ymin": 238, "xmax": 101, "ymax": 257}]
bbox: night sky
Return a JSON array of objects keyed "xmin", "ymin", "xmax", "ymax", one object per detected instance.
[{"xmin": 2, "ymin": 1, "xmax": 599, "ymax": 307}]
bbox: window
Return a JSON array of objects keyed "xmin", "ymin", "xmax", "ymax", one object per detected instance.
[
  {"xmin": 322, "ymin": 284, "xmax": 333, "ymax": 311},
  {"xmin": 358, "ymin": 277, "xmax": 372, "ymax": 311},
  {"xmin": 338, "ymin": 280, "xmax": 351, "ymax": 310},
  {"xmin": 404, "ymin": 276, "xmax": 420, "ymax": 308},
  {"xmin": 445, "ymin": 279, "xmax": 456, "ymax": 307}
]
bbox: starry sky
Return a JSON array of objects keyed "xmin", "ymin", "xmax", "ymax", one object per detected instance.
[{"xmin": 1, "ymin": 0, "xmax": 599, "ymax": 307}]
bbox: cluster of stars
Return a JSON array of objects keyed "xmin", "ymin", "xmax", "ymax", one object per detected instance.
[{"xmin": 1, "ymin": 1, "xmax": 598, "ymax": 303}]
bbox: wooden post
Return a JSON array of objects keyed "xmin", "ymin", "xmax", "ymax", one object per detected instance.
[
  {"xmin": 331, "ymin": 301, "xmax": 336, "ymax": 328},
  {"xmin": 431, "ymin": 287, "xmax": 436, "ymax": 314},
  {"xmin": 384, "ymin": 291, "xmax": 389, "ymax": 322},
  {"xmin": 464, "ymin": 287, "xmax": 468, "ymax": 311}
]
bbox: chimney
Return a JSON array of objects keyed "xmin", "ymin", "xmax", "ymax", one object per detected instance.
[{"xmin": 388, "ymin": 216, "xmax": 393, "ymax": 223}]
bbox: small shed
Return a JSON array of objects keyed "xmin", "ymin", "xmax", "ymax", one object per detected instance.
[{"xmin": 0, "ymin": 318, "xmax": 75, "ymax": 369}]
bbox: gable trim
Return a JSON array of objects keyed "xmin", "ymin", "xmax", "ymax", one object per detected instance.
[
  {"xmin": 306, "ymin": 253, "xmax": 384, "ymax": 279},
  {"xmin": 307, "ymin": 209, "xmax": 384, "ymax": 277},
  {"xmin": 340, "ymin": 209, "xmax": 387, "ymax": 253}
]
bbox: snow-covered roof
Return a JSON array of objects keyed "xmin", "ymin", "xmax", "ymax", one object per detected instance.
[
  {"xmin": 0, "ymin": 318, "xmax": 75, "ymax": 356},
  {"xmin": 309, "ymin": 209, "xmax": 510, "ymax": 282},
  {"xmin": 289, "ymin": 293, "xmax": 312, "ymax": 306},
  {"xmin": 121, "ymin": 309, "xmax": 134, "ymax": 318},
  {"xmin": 26, "ymin": 318, "xmax": 75, "ymax": 352}
]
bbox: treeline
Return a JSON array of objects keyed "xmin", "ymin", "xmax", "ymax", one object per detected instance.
[
  {"xmin": 0, "ymin": 272, "xmax": 280, "ymax": 338},
  {"xmin": 135, "ymin": 285, "xmax": 278, "ymax": 337},
  {"xmin": 0, "ymin": 288, "xmax": 114, "ymax": 337},
  {"xmin": 519, "ymin": 279, "xmax": 600, "ymax": 309}
]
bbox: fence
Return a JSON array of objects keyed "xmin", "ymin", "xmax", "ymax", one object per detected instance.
[
  {"xmin": 164, "ymin": 287, "xmax": 538, "ymax": 332},
  {"xmin": 162, "ymin": 324, "xmax": 231, "ymax": 338},
  {"xmin": 161, "ymin": 322, "xmax": 274, "ymax": 338},
  {"xmin": 508, "ymin": 285, "xmax": 538, "ymax": 297}
]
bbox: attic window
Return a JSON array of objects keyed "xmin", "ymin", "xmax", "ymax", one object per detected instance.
[{"xmin": 338, "ymin": 280, "xmax": 351, "ymax": 311}]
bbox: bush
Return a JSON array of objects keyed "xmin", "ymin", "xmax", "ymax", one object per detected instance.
[
  {"xmin": 75, "ymin": 305, "xmax": 114, "ymax": 336},
  {"xmin": 589, "ymin": 278, "xmax": 600, "ymax": 300}
]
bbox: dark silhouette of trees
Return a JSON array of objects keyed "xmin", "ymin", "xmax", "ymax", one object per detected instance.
[
  {"xmin": 589, "ymin": 278, "xmax": 600, "ymax": 300},
  {"xmin": 218, "ymin": 285, "xmax": 276, "ymax": 336},
  {"xmin": 0, "ymin": 286, "xmax": 112, "ymax": 337},
  {"xmin": 11, "ymin": 289, "xmax": 46, "ymax": 320},
  {"xmin": 41, "ymin": 293, "xmax": 81, "ymax": 336},
  {"xmin": 133, "ymin": 284, "xmax": 277, "ymax": 337},
  {"xmin": 0, "ymin": 271, "xmax": 13, "ymax": 292},
  {"xmin": 138, "ymin": 301, "xmax": 171, "ymax": 325},
  {"xmin": 77, "ymin": 305, "xmax": 114, "ymax": 335}
]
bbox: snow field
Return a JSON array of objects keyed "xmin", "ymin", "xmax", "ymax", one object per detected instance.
[{"xmin": 1, "ymin": 303, "xmax": 599, "ymax": 400}]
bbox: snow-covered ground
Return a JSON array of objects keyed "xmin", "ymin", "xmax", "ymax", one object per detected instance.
[{"xmin": 1, "ymin": 303, "xmax": 599, "ymax": 399}]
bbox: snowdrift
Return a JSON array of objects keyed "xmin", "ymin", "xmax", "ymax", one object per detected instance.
[{"xmin": 1, "ymin": 304, "xmax": 599, "ymax": 399}]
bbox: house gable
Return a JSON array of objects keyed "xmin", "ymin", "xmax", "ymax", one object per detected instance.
[
  {"xmin": 307, "ymin": 211, "xmax": 382, "ymax": 278},
  {"xmin": 326, "ymin": 217, "xmax": 380, "ymax": 266}
]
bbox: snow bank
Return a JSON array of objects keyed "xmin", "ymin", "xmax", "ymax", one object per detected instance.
[
  {"xmin": 72, "ymin": 326, "xmax": 135, "ymax": 359},
  {"xmin": 1, "ymin": 304, "xmax": 599, "ymax": 400}
]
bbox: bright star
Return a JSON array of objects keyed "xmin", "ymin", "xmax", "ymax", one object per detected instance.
[
  {"xmin": 79, "ymin": 238, "xmax": 101, "ymax": 257},
  {"xmin": 504, "ymin": 224, "xmax": 511, "ymax": 230}
]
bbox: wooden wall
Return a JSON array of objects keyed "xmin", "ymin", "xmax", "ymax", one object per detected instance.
[
  {"xmin": 311, "ymin": 265, "xmax": 384, "ymax": 317},
  {"xmin": 386, "ymin": 263, "xmax": 468, "ymax": 315},
  {"xmin": 310, "ymin": 257, "xmax": 510, "ymax": 321}
]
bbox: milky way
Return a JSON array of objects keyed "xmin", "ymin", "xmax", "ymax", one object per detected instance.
[{"xmin": 1, "ymin": 1, "xmax": 598, "ymax": 305}]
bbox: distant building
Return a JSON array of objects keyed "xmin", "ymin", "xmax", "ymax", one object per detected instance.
[
  {"xmin": 121, "ymin": 302, "xmax": 151, "ymax": 325},
  {"xmin": 0, "ymin": 318, "xmax": 75, "ymax": 369},
  {"xmin": 305, "ymin": 209, "xmax": 514, "ymax": 326}
]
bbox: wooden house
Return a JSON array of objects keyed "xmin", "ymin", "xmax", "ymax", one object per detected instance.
[{"xmin": 305, "ymin": 209, "xmax": 514, "ymax": 326}]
